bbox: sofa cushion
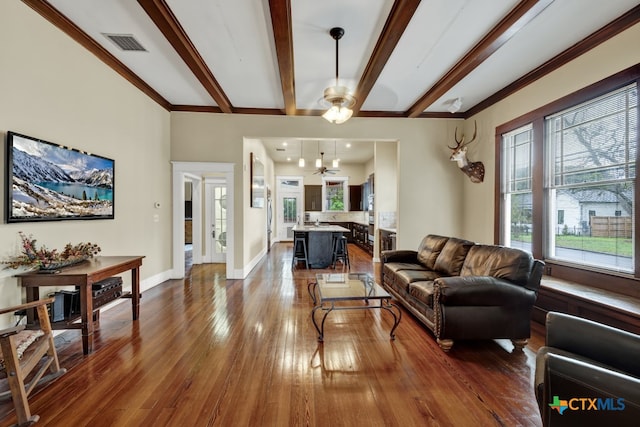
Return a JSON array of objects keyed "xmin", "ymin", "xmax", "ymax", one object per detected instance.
[
  {"xmin": 460, "ymin": 245, "xmax": 533, "ymax": 287},
  {"xmin": 383, "ymin": 262, "xmax": 428, "ymax": 275},
  {"xmin": 433, "ymin": 237, "xmax": 474, "ymax": 276},
  {"xmin": 396, "ymin": 270, "xmax": 442, "ymax": 292},
  {"xmin": 416, "ymin": 235, "xmax": 449, "ymax": 270},
  {"xmin": 409, "ymin": 281, "xmax": 436, "ymax": 307}
]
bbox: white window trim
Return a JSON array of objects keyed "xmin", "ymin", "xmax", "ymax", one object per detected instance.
[{"xmin": 321, "ymin": 176, "xmax": 348, "ymax": 212}]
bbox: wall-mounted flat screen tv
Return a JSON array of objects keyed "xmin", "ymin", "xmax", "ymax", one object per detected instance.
[{"xmin": 5, "ymin": 131, "xmax": 114, "ymax": 222}]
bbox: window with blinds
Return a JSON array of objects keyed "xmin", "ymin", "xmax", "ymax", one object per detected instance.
[
  {"xmin": 501, "ymin": 124, "xmax": 533, "ymax": 251},
  {"xmin": 544, "ymin": 83, "xmax": 637, "ymax": 271}
]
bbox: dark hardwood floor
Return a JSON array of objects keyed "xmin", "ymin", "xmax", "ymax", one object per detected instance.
[{"xmin": 1, "ymin": 243, "xmax": 544, "ymax": 426}]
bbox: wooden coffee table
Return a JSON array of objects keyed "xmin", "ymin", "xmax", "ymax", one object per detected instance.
[{"xmin": 308, "ymin": 273, "xmax": 401, "ymax": 341}]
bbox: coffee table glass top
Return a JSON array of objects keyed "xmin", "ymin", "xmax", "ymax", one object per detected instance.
[
  {"xmin": 309, "ymin": 272, "xmax": 401, "ymax": 341},
  {"xmin": 315, "ymin": 273, "xmax": 390, "ymax": 301}
]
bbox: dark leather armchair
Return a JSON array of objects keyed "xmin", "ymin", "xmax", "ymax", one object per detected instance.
[{"xmin": 535, "ymin": 312, "xmax": 640, "ymax": 426}]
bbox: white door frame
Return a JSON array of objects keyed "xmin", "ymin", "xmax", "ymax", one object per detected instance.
[{"xmin": 171, "ymin": 162, "xmax": 236, "ymax": 279}]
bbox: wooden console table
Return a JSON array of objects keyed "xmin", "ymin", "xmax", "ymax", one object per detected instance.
[{"xmin": 16, "ymin": 256, "xmax": 144, "ymax": 355}]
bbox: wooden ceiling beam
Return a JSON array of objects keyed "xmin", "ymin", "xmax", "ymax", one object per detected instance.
[
  {"xmin": 352, "ymin": 0, "xmax": 421, "ymax": 116},
  {"xmin": 268, "ymin": 0, "xmax": 296, "ymax": 116},
  {"xmin": 466, "ymin": 3, "xmax": 640, "ymax": 118},
  {"xmin": 21, "ymin": 0, "xmax": 172, "ymax": 111},
  {"xmin": 138, "ymin": 0, "xmax": 233, "ymax": 113},
  {"xmin": 406, "ymin": 0, "xmax": 553, "ymax": 118}
]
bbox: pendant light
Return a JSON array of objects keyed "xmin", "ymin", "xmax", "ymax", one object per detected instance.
[
  {"xmin": 332, "ymin": 140, "xmax": 339, "ymax": 168},
  {"xmin": 298, "ymin": 140, "xmax": 305, "ymax": 167},
  {"xmin": 315, "ymin": 141, "xmax": 322, "ymax": 168}
]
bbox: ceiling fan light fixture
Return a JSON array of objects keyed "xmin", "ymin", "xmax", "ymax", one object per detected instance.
[
  {"xmin": 322, "ymin": 27, "xmax": 356, "ymax": 125},
  {"xmin": 322, "ymin": 104, "xmax": 353, "ymax": 124}
]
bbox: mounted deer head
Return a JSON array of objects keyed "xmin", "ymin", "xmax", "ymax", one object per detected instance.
[{"xmin": 448, "ymin": 120, "xmax": 485, "ymax": 183}]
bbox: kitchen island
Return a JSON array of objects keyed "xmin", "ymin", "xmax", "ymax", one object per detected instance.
[{"xmin": 292, "ymin": 224, "xmax": 350, "ymax": 268}]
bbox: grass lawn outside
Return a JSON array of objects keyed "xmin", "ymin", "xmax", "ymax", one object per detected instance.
[{"xmin": 511, "ymin": 234, "xmax": 632, "ymax": 257}]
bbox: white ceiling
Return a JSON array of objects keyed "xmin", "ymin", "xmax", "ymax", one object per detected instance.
[{"xmin": 34, "ymin": 0, "xmax": 640, "ymax": 163}]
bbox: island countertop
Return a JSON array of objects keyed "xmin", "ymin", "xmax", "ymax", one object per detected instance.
[
  {"xmin": 292, "ymin": 224, "xmax": 350, "ymax": 233},
  {"xmin": 292, "ymin": 224, "xmax": 350, "ymax": 268}
]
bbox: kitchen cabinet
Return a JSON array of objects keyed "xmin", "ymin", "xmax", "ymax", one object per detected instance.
[
  {"xmin": 352, "ymin": 222, "xmax": 373, "ymax": 255},
  {"xmin": 349, "ymin": 185, "xmax": 362, "ymax": 211},
  {"xmin": 304, "ymin": 185, "xmax": 322, "ymax": 211},
  {"xmin": 329, "ymin": 222, "xmax": 354, "ymax": 243}
]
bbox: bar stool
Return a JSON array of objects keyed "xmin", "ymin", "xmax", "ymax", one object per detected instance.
[
  {"xmin": 291, "ymin": 232, "xmax": 309, "ymax": 270},
  {"xmin": 332, "ymin": 235, "xmax": 350, "ymax": 270}
]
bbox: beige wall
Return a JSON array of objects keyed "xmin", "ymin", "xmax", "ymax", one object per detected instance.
[
  {"xmin": 0, "ymin": 2, "xmax": 172, "ymax": 326},
  {"xmin": 463, "ymin": 22, "xmax": 640, "ymax": 244},
  {"xmin": 374, "ymin": 142, "xmax": 398, "ymax": 256},
  {"xmin": 243, "ymin": 138, "xmax": 273, "ymax": 266},
  {"xmin": 171, "ymin": 113, "xmax": 463, "ymax": 269}
]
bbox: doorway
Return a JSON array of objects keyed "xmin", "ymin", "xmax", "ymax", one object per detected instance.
[
  {"xmin": 276, "ymin": 177, "xmax": 304, "ymax": 242},
  {"xmin": 184, "ymin": 181, "xmax": 194, "ymax": 268},
  {"xmin": 172, "ymin": 162, "xmax": 236, "ymax": 279}
]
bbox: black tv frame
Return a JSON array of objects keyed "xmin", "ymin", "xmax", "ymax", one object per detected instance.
[{"xmin": 5, "ymin": 131, "xmax": 115, "ymax": 223}]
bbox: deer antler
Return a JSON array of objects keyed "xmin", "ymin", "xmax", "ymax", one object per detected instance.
[{"xmin": 448, "ymin": 120, "xmax": 477, "ymax": 150}]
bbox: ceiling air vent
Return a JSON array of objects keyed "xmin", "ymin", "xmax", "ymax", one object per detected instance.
[{"xmin": 103, "ymin": 33, "xmax": 147, "ymax": 52}]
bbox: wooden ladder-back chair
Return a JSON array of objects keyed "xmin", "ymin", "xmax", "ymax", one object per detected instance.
[{"xmin": 0, "ymin": 298, "xmax": 66, "ymax": 426}]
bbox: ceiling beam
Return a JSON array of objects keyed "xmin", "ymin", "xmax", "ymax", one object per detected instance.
[
  {"xmin": 466, "ymin": 3, "xmax": 640, "ymax": 118},
  {"xmin": 352, "ymin": 0, "xmax": 421, "ymax": 115},
  {"xmin": 268, "ymin": 0, "xmax": 296, "ymax": 116},
  {"xmin": 137, "ymin": 0, "xmax": 233, "ymax": 113},
  {"xmin": 21, "ymin": 0, "xmax": 172, "ymax": 111},
  {"xmin": 406, "ymin": 0, "xmax": 553, "ymax": 118}
]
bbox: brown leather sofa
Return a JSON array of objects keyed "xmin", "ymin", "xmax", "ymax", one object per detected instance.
[
  {"xmin": 380, "ymin": 234, "xmax": 544, "ymax": 351},
  {"xmin": 535, "ymin": 312, "xmax": 640, "ymax": 426}
]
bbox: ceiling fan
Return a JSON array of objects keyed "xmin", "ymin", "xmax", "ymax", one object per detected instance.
[{"xmin": 314, "ymin": 152, "xmax": 339, "ymax": 175}]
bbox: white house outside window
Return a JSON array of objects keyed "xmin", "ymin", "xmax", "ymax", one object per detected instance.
[
  {"xmin": 499, "ymin": 82, "xmax": 637, "ymax": 276},
  {"xmin": 545, "ymin": 84, "xmax": 636, "ymax": 272}
]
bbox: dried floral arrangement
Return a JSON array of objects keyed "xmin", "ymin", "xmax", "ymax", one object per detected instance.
[{"xmin": 3, "ymin": 232, "xmax": 101, "ymax": 270}]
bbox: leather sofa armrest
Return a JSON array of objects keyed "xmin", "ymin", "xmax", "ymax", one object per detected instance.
[
  {"xmin": 539, "ymin": 352, "xmax": 640, "ymax": 424},
  {"xmin": 434, "ymin": 276, "xmax": 536, "ymax": 306},
  {"xmin": 545, "ymin": 312, "xmax": 640, "ymax": 377},
  {"xmin": 380, "ymin": 250, "xmax": 419, "ymax": 264}
]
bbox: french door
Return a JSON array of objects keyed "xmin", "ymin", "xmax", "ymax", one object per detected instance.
[
  {"xmin": 205, "ymin": 180, "xmax": 227, "ymax": 263},
  {"xmin": 277, "ymin": 177, "xmax": 303, "ymax": 241}
]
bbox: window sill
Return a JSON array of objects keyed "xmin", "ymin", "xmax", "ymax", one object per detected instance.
[{"xmin": 535, "ymin": 275, "xmax": 640, "ymax": 334}]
